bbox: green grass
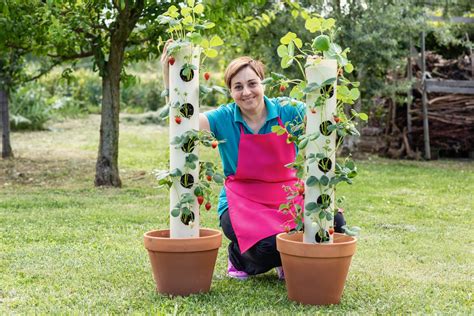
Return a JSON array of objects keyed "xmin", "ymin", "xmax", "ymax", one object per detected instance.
[{"xmin": 1, "ymin": 115, "xmax": 473, "ymax": 314}]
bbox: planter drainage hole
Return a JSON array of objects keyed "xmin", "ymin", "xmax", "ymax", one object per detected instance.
[
  {"xmin": 181, "ymin": 137, "xmax": 197, "ymax": 153},
  {"xmin": 320, "ymin": 121, "xmax": 334, "ymax": 136},
  {"xmin": 179, "ymin": 103, "xmax": 194, "ymax": 118},
  {"xmin": 180, "ymin": 174, "xmax": 194, "ymax": 189},
  {"xmin": 318, "ymin": 157, "xmax": 332, "ymax": 173},
  {"xmin": 321, "ymin": 84, "xmax": 335, "ymax": 99},
  {"xmin": 180, "ymin": 68, "xmax": 194, "ymax": 82},
  {"xmin": 317, "ymin": 194, "xmax": 331, "ymax": 208},
  {"xmin": 181, "ymin": 211, "xmax": 195, "ymax": 225}
]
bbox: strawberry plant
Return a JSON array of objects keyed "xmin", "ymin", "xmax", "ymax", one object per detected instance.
[
  {"xmin": 265, "ymin": 14, "xmax": 366, "ymax": 243},
  {"xmin": 154, "ymin": 1, "xmax": 225, "ymax": 238}
]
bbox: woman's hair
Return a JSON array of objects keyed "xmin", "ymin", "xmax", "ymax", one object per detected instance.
[{"xmin": 224, "ymin": 56, "xmax": 265, "ymax": 89}]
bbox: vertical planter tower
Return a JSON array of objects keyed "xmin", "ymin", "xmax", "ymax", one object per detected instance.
[
  {"xmin": 144, "ymin": 45, "xmax": 221, "ymax": 297},
  {"xmin": 169, "ymin": 45, "xmax": 201, "ymax": 238},
  {"xmin": 304, "ymin": 59, "xmax": 337, "ymax": 244},
  {"xmin": 273, "ymin": 17, "xmax": 364, "ymax": 306}
]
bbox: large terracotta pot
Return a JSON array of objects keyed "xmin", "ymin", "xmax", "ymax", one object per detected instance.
[
  {"xmin": 277, "ymin": 232, "xmax": 357, "ymax": 305},
  {"xmin": 144, "ymin": 228, "xmax": 222, "ymax": 296}
]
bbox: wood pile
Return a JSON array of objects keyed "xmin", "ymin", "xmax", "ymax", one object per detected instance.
[{"xmin": 358, "ymin": 51, "xmax": 473, "ymax": 159}]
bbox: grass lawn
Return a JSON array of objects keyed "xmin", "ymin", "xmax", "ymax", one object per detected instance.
[{"xmin": 1, "ymin": 115, "xmax": 473, "ymax": 314}]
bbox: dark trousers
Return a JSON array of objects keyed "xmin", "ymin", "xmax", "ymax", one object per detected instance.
[{"xmin": 220, "ymin": 211, "xmax": 281, "ymax": 275}]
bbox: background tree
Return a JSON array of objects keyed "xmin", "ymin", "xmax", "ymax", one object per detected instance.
[{"xmin": 0, "ymin": 1, "xmax": 54, "ymax": 159}]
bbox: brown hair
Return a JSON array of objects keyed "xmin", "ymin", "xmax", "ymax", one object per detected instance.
[{"xmin": 224, "ymin": 56, "xmax": 265, "ymax": 89}]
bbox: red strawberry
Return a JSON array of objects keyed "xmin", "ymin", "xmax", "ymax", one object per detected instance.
[
  {"xmin": 334, "ymin": 116, "xmax": 340, "ymax": 123},
  {"xmin": 168, "ymin": 56, "xmax": 175, "ymax": 65},
  {"xmin": 205, "ymin": 202, "xmax": 211, "ymax": 211},
  {"xmin": 206, "ymin": 175, "xmax": 212, "ymax": 181},
  {"xmin": 298, "ymin": 185, "xmax": 305, "ymax": 196},
  {"xmin": 279, "ymin": 85, "xmax": 286, "ymax": 92},
  {"xmin": 174, "ymin": 116, "xmax": 182, "ymax": 124},
  {"xmin": 197, "ymin": 196, "xmax": 204, "ymax": 205},
  {"xmin": 211, "ymin": 140, "xmax": 218, "ymax": 149},
  {"xmin": 329, "ymin": 227, "xmax": 335, "ymax": 235},
  {"xmin": 204, "ymin": 72, "xmax": 210, "ymax": 81}
]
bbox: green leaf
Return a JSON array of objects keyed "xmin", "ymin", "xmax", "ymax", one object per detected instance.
[
  {"xmin": 288, "ymin": 41, "xmax": 295, "ymax": 57},
  {"xmin": 171, "ymin": 208, "xmax": 180, "ymax": 217},
  {"xmin": 204, "ymin": 48, "xmax": 218, "ymax": 58},
  {"xmin": 350, "ymin": 88, "xmax": 360, "ymax": 100},
  {"xmin": 294, "ymin": 38, "xmax": 303, "ymax": 49},
  {"xmin": 320, "ymin": 175, "xmax": 329, "ymax": 186},
  {"xmin": 326, "ymin": 211, "xmax": 333, "ymax": 221},
  {"xmin": 281, "ymin": 55, "xmax": 293, "ymax": 69},
  {"xmin": 193, "ymin": 4, "xmax": 204, "ymax": 14},
  {"xmin": 170, "ymin": 168, "xmax": 182, "ymax": 177},
  {"xmin": 305, "ymin": 17, "xmax": 321, "ymax": 33},
  {"xmin": 271, "ymin": 125, "xmax": 286, "ymax": 136},
  {"xmin": 280, "ymin": 32, "xmax": 296, "ymax": 45},
  {"xmin": 306, "ymin": 202, "xmax": 317, "ymax": 211},
  {"xmin": 187, "ymin": 32, "xmax": 202, "ymax": 45},
  {"xmin": 321, "ymin": 18, "xmax": 336, "ymax": 31},
  {"xmin": 277, "ymin": 45, "xmax": 288, "ymax": 58},
  {"xmin": 344, "ymin": 63, "xmax": 354, "ymax": 73},
  {"xmin": 298, "ymin": 138, "xmax": 309, "ymax": 150},
  {"xmin": 319, "ymin": 210, "xmax": 325, "ymax": 219},
  {"xmin": 210, "ymin": 35, "xmax": 223, "ymax": 47},
  {"xmin": 186, "ymin": 0, "xmax": 195, "ymax": 7},
  {"xmin": 160, "ymin": 89, "xmax": 169, "ymax": 98},
  {"xmin": 181, "ymin": 7, "xmax": 192, "ymax": 17},
  {"xmin": 261, "ymin": 78, "xmax": 273, "ymax": 85},
  {"xmin": 359, "ymin": 112, "xmax": 368, "ymax": 121},
  {"xmin": 213, "ymin": 173, "xmax": 224, "ymax": 184},
  {"xmin": 306, "ymin": 176, "xmax": 319, "ymax": 187}
]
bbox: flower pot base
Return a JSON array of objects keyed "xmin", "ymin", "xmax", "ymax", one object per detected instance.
[
  {"xmin": 144, "ymin": 228, "xmax": 222, "ymax": 296},
  {"xmin": 277, "ymin": 232, "xmax": 357, "ymax": 305}
]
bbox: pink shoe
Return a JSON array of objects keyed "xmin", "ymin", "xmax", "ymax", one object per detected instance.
[
  {"xmin": 227, "ymin": 259, "xmax": 248, "ymax": 280},
  {"xmin": 275, "ymin": 266, "xmax": 285, "ymax": 280}
]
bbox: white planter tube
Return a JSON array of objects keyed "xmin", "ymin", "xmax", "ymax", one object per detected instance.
[
  {"xmin": 169, "ymin": 45, "xmax": 201, "ymax": 238},
  {"xmin": 303, "ymin": 59, "xmax": 337, "ymax": 244}
]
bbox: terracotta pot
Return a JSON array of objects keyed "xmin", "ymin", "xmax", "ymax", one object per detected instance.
[
  {"xmin": 144, "ymin": 228, "xmax": 222, "ymax": 296},
  {"xmin": 277, "ymin": 232, "xmax": 356, "ymax": 305}
]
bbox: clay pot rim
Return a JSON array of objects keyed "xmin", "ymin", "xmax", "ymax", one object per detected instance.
[
  {"xmin": 144, "ymin": 228, "xmax": 222, "ymax": 253},
  {"xmin": 277, "ymin": 232, "xmax": 357, "ymax": 258}
]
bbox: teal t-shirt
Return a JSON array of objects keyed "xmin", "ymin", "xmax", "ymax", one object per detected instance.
[{"xmin": 204, "ymin": 96, "xmax": 305, "ymax": 218}]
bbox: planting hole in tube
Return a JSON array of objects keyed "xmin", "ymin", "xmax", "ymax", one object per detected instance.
[
  {"xmin": 180, "ymin": 67, "xmax": 194, "ymax": 82},
  {"xmin": 319, "ymin": 121, "xmax": 334, "ymax": 136},
  {"xmin": 181, "ymin": 137, "xmax": 197, "ymax": 153},
  {"xmin": 179, "ymin": 103, "xmax": 194, "ymax": 118},
  {"xmin": 317, "ymin": 194, "xmax": 331, "ymax": 208},
  {"xmin": 321, "ymin": 84, "xmax": 335, "ymax": 99},
  {"xmin": 180, "ymin": 174, "xmax": 194, "ymax": 189},
  {"xmin": 315, "ymin": 229, "xmax": 330, "ymax": 243},
  {"xmin": 181, "ymin": 211, "xmax": 195, "ymax": 225},
  {"xmin": 318, "ymin": 157, "xmax": 332, "ymax": 173}
]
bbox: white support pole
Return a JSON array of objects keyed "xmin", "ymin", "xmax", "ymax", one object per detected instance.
[
  {"xmin": 169, "ymin": 45, "xmax": 201, "ymax": 238},
  {"xmin": 303, "ymin": 59, "xmax": 338, "ymax": 244}
]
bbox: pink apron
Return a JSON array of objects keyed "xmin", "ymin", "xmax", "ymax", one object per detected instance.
[{"xmin": 225, "ymin": 117, "xmax": 303, "ymax": 253}]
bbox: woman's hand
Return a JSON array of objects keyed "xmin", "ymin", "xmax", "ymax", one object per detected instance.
[{"xmin": 160, "ymin": 39, "xmax": 173, "ymax": 90}]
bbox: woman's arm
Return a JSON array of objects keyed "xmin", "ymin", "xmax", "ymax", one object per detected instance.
[{"xmin": 199, "ymin": 113, "xmax": 210, "ymax": 131}]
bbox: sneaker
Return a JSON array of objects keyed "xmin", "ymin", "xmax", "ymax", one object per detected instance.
[
  {"xmin": 275, "ymin": 266, "xmax": 285, "ymax": 280},
  {"xmin": 227, "ymin": 259, "xmax": 248, "ymax": 280}
]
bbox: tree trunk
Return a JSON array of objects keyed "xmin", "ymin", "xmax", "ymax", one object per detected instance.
[
  {"xmin": 94, "ymin": 2, "xmax": 144, "ymax": 187},
  {"xmin": 0, "ymin": 88, "xmax": 13, "ymax": 159},
  {"xmin": 94, "ymin": 60, "xmax": 122, "ymax": 187}
]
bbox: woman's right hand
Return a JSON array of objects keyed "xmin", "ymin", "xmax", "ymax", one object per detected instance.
[{"xmin": 160, "ymin": 39, "xmax": 173, "ymax": 90}]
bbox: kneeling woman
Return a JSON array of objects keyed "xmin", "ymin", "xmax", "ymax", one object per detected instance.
[{"xmin": 162, "ymin": 51, "xmax": 345, "ymax": 280}]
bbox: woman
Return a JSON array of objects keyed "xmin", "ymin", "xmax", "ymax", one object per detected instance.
[{"xmin": 162, "ymin": 47, "xmax": 345, "ymax": 280}]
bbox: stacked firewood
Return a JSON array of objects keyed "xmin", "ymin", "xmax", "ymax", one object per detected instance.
[{"xmin": 359, "ymin": 51, "xmax": 473, "ymax": 159}]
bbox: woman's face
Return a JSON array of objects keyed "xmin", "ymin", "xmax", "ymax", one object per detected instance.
[{"xmin": 229, "ymin": 66, "xmax": 264, "ymax": 114}]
